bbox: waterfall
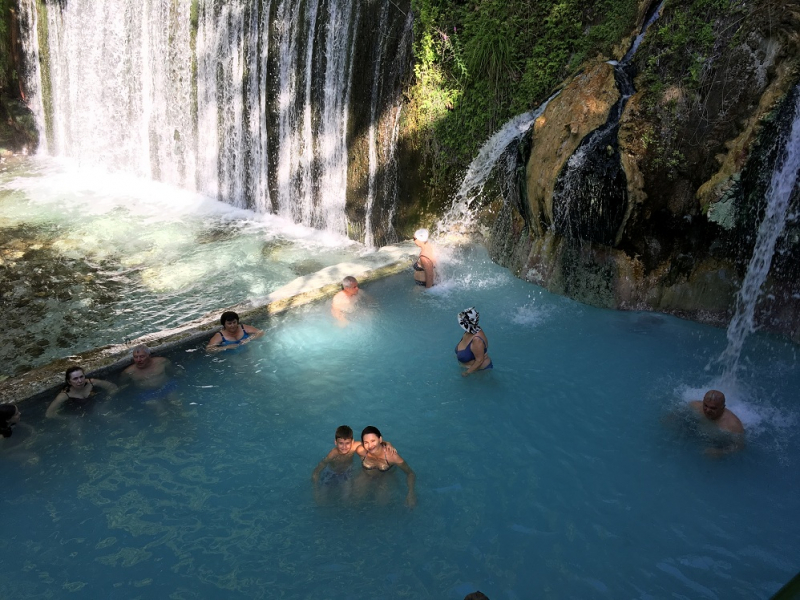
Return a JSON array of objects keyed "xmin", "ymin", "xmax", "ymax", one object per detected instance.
[
  {"xmin": 439, "ymin": 92, "xmax": 559, "ymax": 233},
  {"xmin": 16, "ymin": 0, "xmax": 47, "ymax": 153},
  {"xmin": 19, "ymin": 0, "xmax": 411, "ymax": 238},
  {"xmin": 315, "ymin": 0, "xmax": 359, "ymax": 233},
  {"xmin": 718, "ymin": 87, "xmax": 800, "ymax": 377}
]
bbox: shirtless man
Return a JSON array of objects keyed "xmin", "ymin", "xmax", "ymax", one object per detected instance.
[
  {"xmin": 120, "ymin": 345, "xmax": 177, "ymax": 401},
  {"xmin": 331, "ymin": 276, "xmax": 364, "ymax": 325},
  {"xmin": 689, "ymin": 390, "xmax": 745, "ymax": 454}
]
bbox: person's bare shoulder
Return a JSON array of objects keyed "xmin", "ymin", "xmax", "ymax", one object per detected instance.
[{"xmin": 721, "ymin": 411, "xmax": 745, "ymax": 435}]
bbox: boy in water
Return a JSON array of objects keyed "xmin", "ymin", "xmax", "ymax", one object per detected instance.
[
  {"xmin": 312, "ymin": 425, "xmax": 361, "ymax": 486},
  {"xmin": 311, "ymin": 425, "xmax": 396, "ymax": 486}
]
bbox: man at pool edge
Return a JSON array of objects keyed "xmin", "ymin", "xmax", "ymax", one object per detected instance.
[
  {"xmin": 331, "ymin": 276, "xmax": 364, "ymax": 325},
  {"xmin": 120, "ymin": 344, "xmax": 178, "ymax": 402},
  {"xmin": 689, "ymin": 390, "xmax": 745, "ymax": 455}
]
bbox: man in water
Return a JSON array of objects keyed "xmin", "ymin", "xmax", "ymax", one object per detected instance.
[
  {"xmin": 120, "ymin": 344, "xmax": 178, "ymax": 403},
  {"xmin": 689, "ymin": 390, "xmax": 745, "ymax": 454},
  {"xmin": 331, "ymin": 276, "xmax": 365, "ymax": 325}
]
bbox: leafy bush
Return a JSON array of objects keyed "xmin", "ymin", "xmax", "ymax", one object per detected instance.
[{"xmin": 408, "ymin": 0, "xmax": 639, "ymax": 190}]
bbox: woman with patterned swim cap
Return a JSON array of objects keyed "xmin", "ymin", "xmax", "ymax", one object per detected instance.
[
  {"xmin": 455, "ymin": 307, "xmax": 492, "ymax": 376},
  {"xmin": 412, "ymin": 228, "xmax": 436, "ymax": 288}
]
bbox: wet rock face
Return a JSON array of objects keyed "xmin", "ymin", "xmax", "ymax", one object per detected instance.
[
  {"xmin": 525, "ymin": 62, "xmax": 619, "ymax": 236},
  {"xmin": 552, "ymin": 125, "xmax": 628, "ymax": 246},
  {"xmin": 484, "ymin": 1, "xmax": 800, "ymax": 337},
  {"xmin": 0, "ymin": 98, "xmax": 38, "ymax": 155}
]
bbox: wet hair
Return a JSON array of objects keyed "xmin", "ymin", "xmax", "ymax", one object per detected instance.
[
  {"xmin": 0, "ymin": 403, "xmax": 19, "ymax": 438},
  {"xmin": 464, "ymin": 593, "xmax": 490, "ymax": 600},
  {"xmin": 361, "ymin": 425, "xmax": 382, "ymax": 441},
  {"xmin": 220, "ymin": 311, "xmax": 239, "ymax": 325},
  {"xmin": 131, "ymin": 344, "xmax": 151, "ymax": 356},
  {"xmin": 342, "ymin": 276, "xmax": 358, "ymax": 289},
  {"xmin": 64, "ymin": 365, "xmax": 85, "ymax": 387},
  {"xmin": 335, "ymin": 425, "xmax": 354, "ymax": 441},
  {"xmin": 703, "ymin": 390, "xmax": 725, "ymax": 405}
]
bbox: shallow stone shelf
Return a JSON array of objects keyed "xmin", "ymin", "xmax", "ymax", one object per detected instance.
[{"xmin": 2, "ymin": 242, "xmax": 417, "ymax": 405}]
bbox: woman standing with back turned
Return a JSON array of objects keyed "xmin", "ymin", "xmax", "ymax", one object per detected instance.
[{"xmin": 412, "ymin": 228, "xmax": 436, "ymax": 288}]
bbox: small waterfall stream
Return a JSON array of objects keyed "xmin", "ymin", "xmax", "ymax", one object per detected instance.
[
  {"xmin": 438, "ymin": 92, "xmax": 559, "ymax": 233},
  {"xmin": 552, "ymin": 2, "xmax": 664, "ymax": 246},
  {"xmin": 718, "ymin": 86, "xmax": 800, "ymax": 377},
  {"xmin": 440, "ymin": 3, "xmax": 665, "ymax": 239},
  {"xmin": 18, "ymin": 0, "xmax": 410, "ymax": 239}
]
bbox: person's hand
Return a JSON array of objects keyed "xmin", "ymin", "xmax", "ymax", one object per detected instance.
[
  {"xmin": 382, "ymin": 441, "xmax": 397, "ymax": 456},
  {"xmin": 405, "ymin": 492, "xmax": 417, "ymax": 509},
  {"xmin": 461, "ymin": 370, "xmax": 470, "ymax": 377}
]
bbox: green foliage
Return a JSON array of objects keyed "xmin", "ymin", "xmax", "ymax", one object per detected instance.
[
  {"xmin": 408, "ymin": 0, "xmax": 640, "ymax": 189},
  {"xmin": 637, "ymin": 0, "xmax": 736, "ymax": 92}
]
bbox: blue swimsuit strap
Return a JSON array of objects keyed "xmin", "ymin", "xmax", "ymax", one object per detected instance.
[{"xmin": 219, "ymin": 325, "xmax": 250, "ymax": 345}]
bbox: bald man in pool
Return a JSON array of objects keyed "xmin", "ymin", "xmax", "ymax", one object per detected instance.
[{"xmin": 689, "ymin": 390, "xmax": 745, "ymax": 455}]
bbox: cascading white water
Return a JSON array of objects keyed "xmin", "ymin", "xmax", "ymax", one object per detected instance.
[
  {"xmin": 40, "ymin": 0, "xmax": 196, "ymax": 186},
  {"xmin": 20, "ymin": 0, "xmax": 372, "ymax": 235},
  {"xmin": 718, "ymin": 88, "xmax": 800, "ymax": 377},
  {"xmin": 16, "ymin": 0, "xmax": 47, "ymax": 154},
  {"xmin": 439, "ymin": 93, "xmax": 558, "ymax": 232},
  {"xmin": 249, "ymin": 0, "xmax": 272, "ymax": 214},
  {"xmin": 315, "ymin": 0, "xmax": 359, "ymax": 234}
]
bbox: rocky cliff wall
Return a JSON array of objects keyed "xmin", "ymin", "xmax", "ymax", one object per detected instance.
[{"xmin": 473, "ymin": 0, "xmax": 800, "ymax": 339}]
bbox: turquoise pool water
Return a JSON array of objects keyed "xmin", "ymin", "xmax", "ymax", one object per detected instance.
[{"xmin": 2, "ymin": 245, "xmax": 798, "ymax": 599}]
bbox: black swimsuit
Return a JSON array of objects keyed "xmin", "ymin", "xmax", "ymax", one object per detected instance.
[{"xmin": 63, "ymin": 380, "xmax": 101, "ymax": 413}]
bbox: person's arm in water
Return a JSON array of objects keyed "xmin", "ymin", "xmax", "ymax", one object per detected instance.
[
  {"xmin": 705, "ymin": 432, "xmax": 745, "ymax": 456},
  {"xmin": 90, "ymin": 378, "xmax": 119, "ymax": 395},
  {"xmin": 394, "ymin": 457, "xmax": 417, "ymax": 508},
  {"xmin": 45, "ymin": 392, "xmax": 69, "ymax": 419},
  {"xmin": 160, "ymin": 357, "xmax": 179, "ymax": 378},
  {"xmin": 241, "ymin": 324, "xmax": 264, "ymax": 342},
  {"xmin": 206, "ymin": 332, "xmax": 227, "ymax": 353},
  {"xmin": 311, "ymin": 448, "xmax": 338, "ymax": 483},
  {"xmin": 331, "ymin": 292, "xmax": 349, "ymax": 325},
  {"xmin": 462, "ymin": 336, "xmax": 488, "ymax": 377},
  {"xmin": 706, "ymin": 413, "xmax": 746, "ymax": 456},
  {"xmin": 420, "ymin": 255, "xmax": 434, "ymax": 288}
]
